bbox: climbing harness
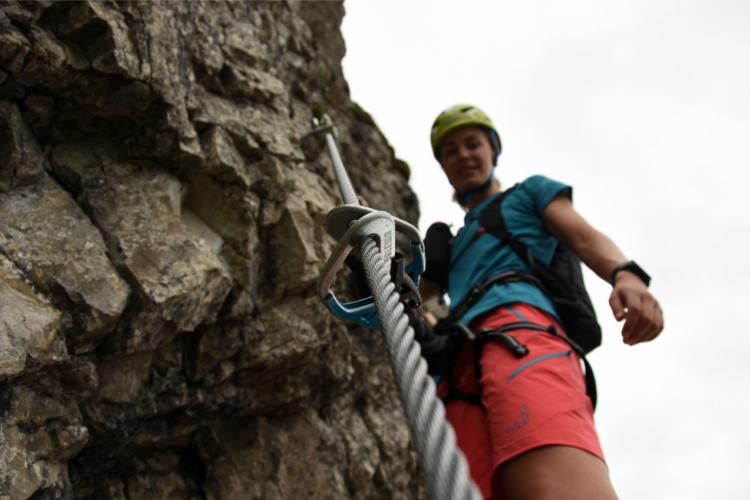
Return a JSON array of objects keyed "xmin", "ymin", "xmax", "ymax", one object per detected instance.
[
  {"xmin": 305, "ymin": 114, "xmax": 481, "ymax": 500},
  {"xmin": 436, "ymin": 319, "xmax": 597, "ymax": 410}
]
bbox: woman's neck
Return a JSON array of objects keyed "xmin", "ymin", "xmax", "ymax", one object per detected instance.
[{"xmin": 464, "ymin": 179, "xmax": 502, "ymax": 210}]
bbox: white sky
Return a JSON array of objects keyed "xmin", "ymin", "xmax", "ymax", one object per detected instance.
[{"xmin": 341, "ymin": 1, "xmax": 750, "ymax": 498}]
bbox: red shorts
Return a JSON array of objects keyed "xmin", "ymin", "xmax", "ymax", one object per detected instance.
[{"xmin": 439, "ymin": 303, "xmax": 604, "ymax": 499}]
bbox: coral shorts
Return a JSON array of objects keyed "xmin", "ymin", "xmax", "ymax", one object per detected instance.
[{"xmin": 439, "ymin": 303, "xmax": 604, "ymax": 499}]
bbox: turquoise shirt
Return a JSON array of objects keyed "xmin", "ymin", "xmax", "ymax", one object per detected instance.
[{"xmin": 448, "ymin": 175, "xmax": 572, "ymax": 326}]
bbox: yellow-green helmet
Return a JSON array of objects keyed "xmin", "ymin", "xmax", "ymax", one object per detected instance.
[{"xmin": 430, "ymin": 104, "xmax": 502, "ymax": 160}]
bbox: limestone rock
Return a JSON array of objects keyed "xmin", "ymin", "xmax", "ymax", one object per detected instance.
[
  {"xmin": 0, "ymin": 101, "xmax": 46, "ymax": 192},
  {"xmin": 0, "ymin": 384, "xmax": 88, "ymax": 499},
  {"xmin": 0, "ymin": 175, "xmax": 130, "ymax": 353},
  {"xmin": 51, "ymin": 144, "xmax": 232, "ymax": 353},
  {"xmin": 0, "ymin": 1, "xmax": 424, "ymax": 498},
  {"xmin": 0, "ymin": 254, "xmax": 65, "ymax": 379}
]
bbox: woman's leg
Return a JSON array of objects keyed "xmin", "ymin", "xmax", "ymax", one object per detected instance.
[{"xmin": 496, "ymin": 445, "xmax": 618, "ymax": 500}]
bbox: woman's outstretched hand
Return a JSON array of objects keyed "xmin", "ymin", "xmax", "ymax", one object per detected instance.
[{"xmin": 609, "ymin": 273, "xmax": 664, "ymax": 345}]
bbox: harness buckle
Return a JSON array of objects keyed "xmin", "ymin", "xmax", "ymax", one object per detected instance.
[{"xmin": 490, "ymin": 331, "xmax": 529, "ymax": 358}]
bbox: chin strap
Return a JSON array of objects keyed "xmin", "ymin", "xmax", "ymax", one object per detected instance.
[{"xmin": 457, "ymin": 171, "xmax": 495, "ymax": 206}]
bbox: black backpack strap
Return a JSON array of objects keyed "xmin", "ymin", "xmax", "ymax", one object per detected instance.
[
  {"xmin": 477, "ymin": 187, "xmax": 585, "ymax": 308},
  {"xmin": 478, "ymin": 185, "xmax": 538, "ymax": 268}
]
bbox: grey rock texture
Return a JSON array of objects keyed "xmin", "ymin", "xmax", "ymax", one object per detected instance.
[{"xmin": 0, "ymin": 1, "xmax": 422, "ymax": 498}]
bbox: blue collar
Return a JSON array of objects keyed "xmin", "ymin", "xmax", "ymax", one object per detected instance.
[{"xmin": 457, "ymin": 171, "xmax": 495, "ymax": 207}]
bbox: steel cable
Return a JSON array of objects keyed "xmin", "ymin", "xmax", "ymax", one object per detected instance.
[{"xmin": 358, "ymin": 236, "xmax": 482, "ymax": 500}]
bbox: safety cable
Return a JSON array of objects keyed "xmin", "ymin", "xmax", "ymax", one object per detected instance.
[
  {"xmin": 307, "ymin": 114, "xmax": 480, "ymax": 499},
  {"xmin": 358, "ymin": 237, "xmax": 481, "ymax": 500}
]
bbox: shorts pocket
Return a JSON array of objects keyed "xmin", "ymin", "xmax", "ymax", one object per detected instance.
[{"xmin": 507, "ymin": 350, "xmax": 572, "ymax": 381}]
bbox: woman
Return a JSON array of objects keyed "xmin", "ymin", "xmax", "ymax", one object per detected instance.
[{"xmin": 419, "ymin": 104, "xmax": 663, "ymax": 499}]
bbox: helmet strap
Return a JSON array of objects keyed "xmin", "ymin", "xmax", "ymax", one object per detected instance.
[{"xmin": 487, "ymin": 129, "xmax": 501, "ymax": 165}]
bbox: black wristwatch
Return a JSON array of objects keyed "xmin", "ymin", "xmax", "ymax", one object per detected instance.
[{"xmin": 611, "ymin": 260, "xmax": 651, "ymax": 287}]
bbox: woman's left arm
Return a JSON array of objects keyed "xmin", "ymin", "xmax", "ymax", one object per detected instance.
[{"xmin": 543, "ymin": 195, "xmax": 664, "ymax": 345}]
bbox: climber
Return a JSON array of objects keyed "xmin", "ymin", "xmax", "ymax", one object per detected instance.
[{"xmin": 416, "ymin": 104, "xmax": 664, "ymax": 499}]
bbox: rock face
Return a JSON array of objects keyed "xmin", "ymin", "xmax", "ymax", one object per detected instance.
[{"xmin": 0, "ymin": 1, "xmax": 422, "ymax": 498}]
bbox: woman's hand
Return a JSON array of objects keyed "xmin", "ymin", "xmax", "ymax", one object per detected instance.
[{"xmin": 609, "ymin": 272, "xmax": 664, "ymax": 345}]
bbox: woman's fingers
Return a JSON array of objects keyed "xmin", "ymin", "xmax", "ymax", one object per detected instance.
[{"xmin": 610, "ymin": 283, "xmax": 664, "ymax": 345}]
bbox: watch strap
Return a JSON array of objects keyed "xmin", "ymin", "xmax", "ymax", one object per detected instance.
[{"xmin": 611, "ymin": 260, "xmax": 651, "ymax": 287}]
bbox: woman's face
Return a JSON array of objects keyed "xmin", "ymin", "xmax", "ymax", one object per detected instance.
[{"xmin": 437, "ymin": 126, "xmax": 495, "ymax": 192}]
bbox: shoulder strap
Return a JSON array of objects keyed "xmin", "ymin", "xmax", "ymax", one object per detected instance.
[{"xmin": 477, "ymin": 184, "xmax": 537, "ymax": 267}]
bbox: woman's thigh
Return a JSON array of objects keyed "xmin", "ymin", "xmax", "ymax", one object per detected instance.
[{"xmin": 498, "ymin": 445, "xmax": 617, "ymax": 500}]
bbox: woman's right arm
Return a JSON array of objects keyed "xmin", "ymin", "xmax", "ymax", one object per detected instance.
[{"xmin": 543, "ymin": 195, "xmax": 663, "ymax": 345}]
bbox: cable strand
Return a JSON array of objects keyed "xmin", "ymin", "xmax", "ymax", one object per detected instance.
[{"xmin": 358, "ymin": 237, "xmax": 481, "ymax": 500}]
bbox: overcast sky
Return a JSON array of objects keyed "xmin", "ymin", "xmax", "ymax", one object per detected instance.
[{"xmin": 341, "ymin": 1, "xmax": 750, "ymax": 498}]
